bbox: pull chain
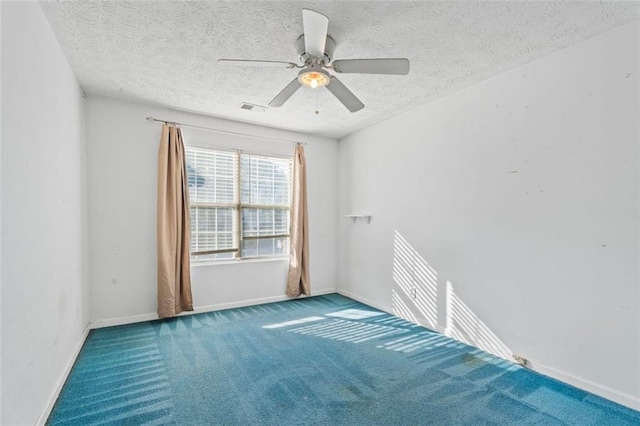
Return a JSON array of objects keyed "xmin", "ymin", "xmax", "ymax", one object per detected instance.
[{"xmin": 315, "ymin": 91, "xmax": 320, "ymax": 115}]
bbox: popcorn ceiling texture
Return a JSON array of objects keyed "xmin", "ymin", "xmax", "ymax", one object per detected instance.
[{"xmin": 40, "ymin": 1, "xmax": 638, "ymax": 139}]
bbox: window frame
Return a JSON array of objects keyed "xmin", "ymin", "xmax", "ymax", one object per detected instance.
[{"xmin": 186, "ymin": 146, "xmax": 293, "ymax": 262}]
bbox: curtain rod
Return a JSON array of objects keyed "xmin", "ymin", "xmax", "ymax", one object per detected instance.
[{"xmin": 146, "ymin": 116, "xmax": 307, "ymax": 145}]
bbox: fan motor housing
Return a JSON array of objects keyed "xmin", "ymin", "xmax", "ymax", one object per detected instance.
[{"xmin": 296, "ymin": 35, "xmax": 336, "ymax": 65}]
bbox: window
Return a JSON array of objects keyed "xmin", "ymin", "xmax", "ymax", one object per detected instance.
[{"xmin": 186, "ymin": 147, "xmax": 292, "ymax": 262}]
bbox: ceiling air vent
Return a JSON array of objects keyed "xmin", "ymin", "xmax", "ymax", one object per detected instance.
[{"xmin": 240, "ymin": 102, "xmax": 267, "ymax": 112}]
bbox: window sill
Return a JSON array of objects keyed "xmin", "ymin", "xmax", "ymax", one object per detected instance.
[{"xmin": 191, "ymin": 256, "xmax": 288, "ymax": 268}]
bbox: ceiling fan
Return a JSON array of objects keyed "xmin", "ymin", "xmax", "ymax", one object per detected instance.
[{"xmin": 218, "ymin": 9, "xmax": 410, "ymax": 113}]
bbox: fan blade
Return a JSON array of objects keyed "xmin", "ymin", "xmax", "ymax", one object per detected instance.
[
  {"xmin": 326, "ymin": 76, "xmax": 364, "ymax": 112},
  {"xmin": 332, "ymin": 58, "xmax": 410, "ymax": 75},
  {"xmin": 302, "ymin": 9, "xmax": 329, "ymax": 57},
  {"xmin": 218, "ymin": 59, "xmax": 297, "ymax": 68},
  {"xmin": 268, "ymin": 78, "xmax": 302, "ymax": 107}
]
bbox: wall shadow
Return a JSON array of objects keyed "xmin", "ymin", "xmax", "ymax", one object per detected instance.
[
  {"xmin": 445, "ymin": 281, "xmax": 513, "ymax": 361},
  {"xmin": 392, "ymin": 230, "xmax": 438, "ymax": 329},
  {"xmin": 392, "ymin": 230, "xmax": 515, "ymax": 363}
]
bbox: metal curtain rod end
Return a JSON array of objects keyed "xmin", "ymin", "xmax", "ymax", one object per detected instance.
[{"xmin": 146, "ymin": 116, "xmax": 155, "ymax": 122}]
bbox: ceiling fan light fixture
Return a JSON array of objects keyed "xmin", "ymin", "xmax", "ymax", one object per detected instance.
[
  {"xmin": 298, "ymin": 67, "xmax": 330, "ymax": 88},
  {"xmin": 221, "ymin": 9, "xmax": 409, "ymax": 112}
]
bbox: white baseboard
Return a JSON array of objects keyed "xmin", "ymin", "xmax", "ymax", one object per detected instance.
[
  {"xmin": 90, "ymin": 287, "xmax": 338, "ymax": 329},
  {"xmin": 36, "ymin": 324, "xmax": 91, "ymax": 426},
  {"xmin": 37, "ymin": 288, "xmax": 338, "ymax": 423},
  {"xmin": 337, "ymin": 288, "xmax": 640, "ymax": 412},
  {"xmin": 90, "ymin": 311, "xmax": 158, "ymax": 329},
  {"xmin": 529, "ymin": 361, "xmax": 640, "ymax": 411},
  {"xmin": 337, "ymin": 288, "xmax": 443, "ymax": 332},
  {"xmin": 41, "ymin": 288, "xmax": 636, "ymax": 420},
  {"xmin": 337, "ymin": 288, "xmax": 389, "ymax": 312}
]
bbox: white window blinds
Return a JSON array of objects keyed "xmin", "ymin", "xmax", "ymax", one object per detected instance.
[{"xmin": 186, "ymin": 147, "xmax": 292, "ymax": 261}]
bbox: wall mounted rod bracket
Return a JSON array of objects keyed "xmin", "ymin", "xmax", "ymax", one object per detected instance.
[{"xmin": 346, "ymin": 214, "xmax": 372, "ymax": 224}]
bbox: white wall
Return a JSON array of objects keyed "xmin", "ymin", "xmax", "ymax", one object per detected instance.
[
  {"xmin": 338, "ymin": 21, "xmax": 639, "ymax": 409},
  {"xmin": 1, "ymin": 3, "xmax": 90, "ymax": 424},
  {"xmin": 85, "ymin": 96, "xmax": 338, "ymax": 324},
  {"xmin": 0, "ymin": 2, "xmax": 3, "ymax": 422}
]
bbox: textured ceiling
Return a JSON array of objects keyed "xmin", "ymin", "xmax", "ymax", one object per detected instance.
[{"xmin": 40, "ymin": 1, "xmax": 638, "ymax": 139}]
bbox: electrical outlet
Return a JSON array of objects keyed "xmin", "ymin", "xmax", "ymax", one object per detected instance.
[{"xmin": 513, "ymin": 355, "xmax": 528, "ymax": 366}]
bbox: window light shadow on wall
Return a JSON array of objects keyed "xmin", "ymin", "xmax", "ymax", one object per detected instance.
[
  {"xmin": 391, "ymin": 230, "xmax": 515, "ymax": 364},
  {"xmin": 445, "ymin": 281, "xmax": 513, "ymax": 362},
  {"xmin": 392, "ymin": 288, "xmax": 419, "ymax": 324},
  {"xmin": 392, "ymin": 230, "xmax": 438, "ymax": 329}
]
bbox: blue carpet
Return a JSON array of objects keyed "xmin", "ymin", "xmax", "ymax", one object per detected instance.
[{"xmin": 48, "ymin": 294, "xmax": 640, "ymax": 425}]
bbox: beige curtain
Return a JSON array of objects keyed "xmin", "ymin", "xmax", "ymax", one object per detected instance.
[
  {"xmin": 157, "ymin": 124, "xmax": 194, "ymax": 318},
  {"xmin": 286, "ymin": 144, "xmax": 310, "ymax": 297}
]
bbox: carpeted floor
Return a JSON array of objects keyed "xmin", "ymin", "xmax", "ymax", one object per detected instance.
[{"xmin": 48, "ymin": 294, "xmax": 640, "ymax": 425}]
